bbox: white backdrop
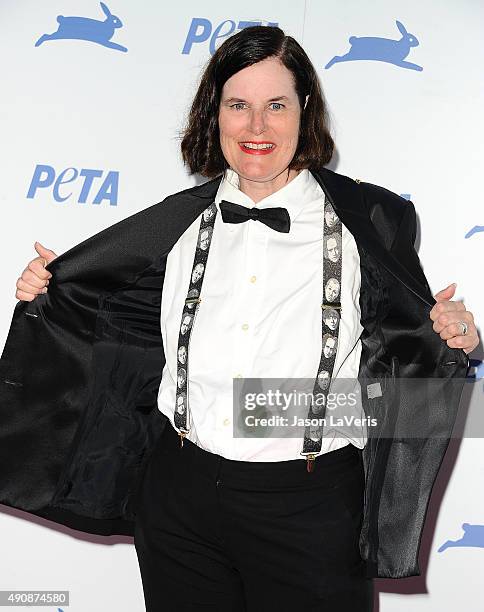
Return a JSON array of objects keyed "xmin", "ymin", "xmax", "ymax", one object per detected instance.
[{"xmin": 0, "ymin": 1, "xmax": 482, "ymax": 610}]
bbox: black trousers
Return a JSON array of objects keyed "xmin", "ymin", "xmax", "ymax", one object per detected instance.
[{"xmin": 134, "ymin": 422, "xmax": 374, "ymax": 611}]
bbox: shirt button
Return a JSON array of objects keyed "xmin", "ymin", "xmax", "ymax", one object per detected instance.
[
  {"xmin": 223, "ymin": 418, "xmax": 230, "ymax": 426},
  {"xmin": 241, "ymin": 323, "xmax": 249, "ymax": 330},
  {"xmin": 250, "ymin": 275, "xmax": 257, "ymax": 283}
]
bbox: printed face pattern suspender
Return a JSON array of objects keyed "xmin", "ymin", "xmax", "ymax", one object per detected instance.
[
  {"xmin": 173, "ymin": 203, "xmax": 217, "ymax": 445},
  {"xmin": 301, "ymin": 199, "xmax": 342, "ymax": 471},
  {"xmin": 174, "ymin": 199, "xmax": 342, "ymax": 471}
]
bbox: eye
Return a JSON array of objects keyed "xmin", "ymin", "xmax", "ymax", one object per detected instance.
[
  {"xmin": 270, "ymin": 102, "xmax": 285, "ymax": 111},
  {"xmin": 230, "ymin": 102, "xmax": 247, "ymax": 111}
]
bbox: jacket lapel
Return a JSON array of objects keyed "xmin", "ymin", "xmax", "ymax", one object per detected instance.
[
  {"xmin": 47, "ymin": 176, "xmax": 223, "ymax": 286},
  {"xmin": 311, "ymin": 168, "xmax": 435, "ymax": 309}
]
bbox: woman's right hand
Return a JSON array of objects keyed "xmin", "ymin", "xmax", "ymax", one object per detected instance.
[{"xmin": 15, "ymin": 241, "xmax": 58, "ymax": 302}]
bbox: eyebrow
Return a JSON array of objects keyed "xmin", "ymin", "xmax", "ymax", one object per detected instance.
[{"xmin": 223, "ymin": 96, "xmax": 290, "ymax": 104}]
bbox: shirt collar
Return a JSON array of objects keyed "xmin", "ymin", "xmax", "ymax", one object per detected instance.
[{"xmin": 214, "ymin": 167, "xmax": 320, "ymax": 228}]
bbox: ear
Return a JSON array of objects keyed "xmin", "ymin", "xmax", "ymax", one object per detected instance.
[
  {"xmin": 100, "ymin": 2, "xmax": 112, "ymax": 17},
  {"xmin": 396, "ymin": 20, "xmax": 408, "ymax": 36}
]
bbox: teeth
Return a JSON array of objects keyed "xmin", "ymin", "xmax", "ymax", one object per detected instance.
[{"xmin": 241, "ymin": 142, "xmax": 274, "ymax": 150}]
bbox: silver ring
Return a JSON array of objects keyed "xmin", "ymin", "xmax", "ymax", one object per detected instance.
[{"xmin": 459, "ymin": 321, "xmax": 468, "ymax": 336}]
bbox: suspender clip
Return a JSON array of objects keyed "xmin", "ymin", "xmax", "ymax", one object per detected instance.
[
  {"xmin": 306, "ymin": 454, "xmax": 316, "ymax": 473},
  {"xmin": 304, "ymin": 454, "xmax": 317, "ymax": 473},
  {"xmin": 178, "ymin": 430, "xmax": 188, "ymax": 448}
]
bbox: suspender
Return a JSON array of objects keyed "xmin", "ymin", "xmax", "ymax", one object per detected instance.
[
  {"xmin": 174, "ymin": 197, "xmax": 342, "ymax": 472},
  {"xmin": 301, "ymin": 199, "xmax": 342, "ymax": 471}
]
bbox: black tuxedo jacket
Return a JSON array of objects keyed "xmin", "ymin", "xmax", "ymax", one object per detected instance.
[{"xmin": 0, "ymin": 166, "xmax": 469, "ymax": 578}]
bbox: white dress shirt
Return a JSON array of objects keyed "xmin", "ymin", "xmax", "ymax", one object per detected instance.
[{"xmin": 157, "ymin": 168, "xmax": 367, "ymax": 461}]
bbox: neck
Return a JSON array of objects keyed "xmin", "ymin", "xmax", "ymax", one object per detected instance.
[{"xmin": 238, "ymin": 168, "xmax": 302, "ymax": 203}]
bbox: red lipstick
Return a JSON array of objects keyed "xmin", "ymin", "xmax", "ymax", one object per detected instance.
[{"xmin": 238, "ymin": 141, "xmax": 276, "ymax": 155}]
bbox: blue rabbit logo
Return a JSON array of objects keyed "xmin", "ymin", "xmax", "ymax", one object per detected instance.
[
  {"xmin": 325, "ymin": 20, "xmax": 422, "ymax": 71},
  {"xmin": 465, "ymin": 225, "xmax": 484, "ymax": 238},
  {"xmin": 438, "ymin": 523, "xmax": 484, "ymax": 552},
  {"xmin": 35, "ymin": 2, "xmax": 127, "ymax": 52}
]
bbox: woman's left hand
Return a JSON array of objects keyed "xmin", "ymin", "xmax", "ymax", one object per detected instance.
[{"xmin": 430, "ymin": 283, "xmax": 479, "ymax": 354}]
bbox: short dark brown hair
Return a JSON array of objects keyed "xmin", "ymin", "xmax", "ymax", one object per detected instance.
[{"xmin": 180, "ymin": 25, "xmax": 334, "ymax": 177}]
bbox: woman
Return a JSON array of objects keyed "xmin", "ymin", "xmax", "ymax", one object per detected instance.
[{"xmin": 11, "ymin": 25, "xmax": 478, "ymax": 611}]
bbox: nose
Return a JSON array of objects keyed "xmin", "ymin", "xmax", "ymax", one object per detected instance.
[{"xmin": 248, "ymin": 108, "xmax": 266, "ymax": 135}]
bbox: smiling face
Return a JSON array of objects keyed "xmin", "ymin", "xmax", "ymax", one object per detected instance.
[{"xmin": 218, "ymin": 56, "xmax": 302, "ymax": 195}]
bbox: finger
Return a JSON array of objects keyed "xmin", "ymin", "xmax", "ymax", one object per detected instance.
[
  {"xmin": 433, "ymin": 282, "xmax": 457, "ymax": 302},
  {"xmin": 429, "ymin": 300, "xmax": 465, "ymax": 321},
  {"xmin": 28, "ymin": 258, "xmax": 52, "ymax": 280},
  {"xmin": 16, "ymin": 277, "xmax": 48, "ymax": 295},
  {"xmin": 438, "ymin": 320, "xmax": 474, "ymax": 340},
  {"xmin": 15, "ymin": 289, "xmax": 37, "ymax": 302},
  {"xmin": 22, "ymin": 269, "xmax": 49, "ymax": 289},
  {"xmin": 432, "ymin": 308, "xmax": 472, "ymax": 332},
  {"xmin": 34, "ymin": 241, "xmax": 58, "ymax": 264},
  {"xmin": 446, "ymin": 333, "xmax": 479, "ymax": 352}
]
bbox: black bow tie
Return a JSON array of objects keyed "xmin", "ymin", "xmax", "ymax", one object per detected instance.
[{"xmin": 219, "ymin": 200, "xmax": 291, "ymax": 233}]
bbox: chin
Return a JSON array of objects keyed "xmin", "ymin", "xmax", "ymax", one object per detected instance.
[{"xmin": 234, "ymin": 160, "xmax": 284, "ymax": 182}]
